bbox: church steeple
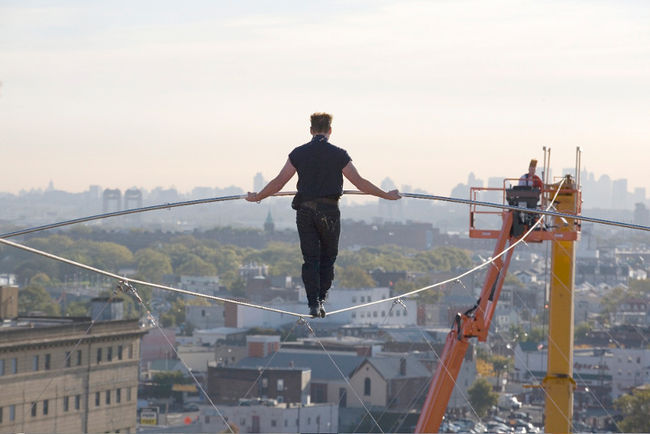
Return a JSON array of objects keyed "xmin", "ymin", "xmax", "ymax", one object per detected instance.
[{"xmin": 264, "ymin": 210, "xmax": 275, "ymax": 233}]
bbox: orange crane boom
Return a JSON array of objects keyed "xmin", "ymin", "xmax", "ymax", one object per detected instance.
[{"xmin": 416, "ymin": 175, "xmax": 580, "ymax": 433}]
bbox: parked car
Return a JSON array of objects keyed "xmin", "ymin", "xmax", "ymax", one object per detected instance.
[
  {"xmin": 498, "ymin": 394, "xmax": 522, "ymax": 410},
  {"xmin": 182, "ymin": 404, "xmax": 199, "ymax": 412}
]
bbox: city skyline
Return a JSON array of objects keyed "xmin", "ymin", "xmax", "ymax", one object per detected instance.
[
  {"xmin": 1, "ymin": 1, "xmax": 649, "ymax": 198},
  {"xmin": 2, "ymin": 166, "xmax": 646, "ymax": 207}
]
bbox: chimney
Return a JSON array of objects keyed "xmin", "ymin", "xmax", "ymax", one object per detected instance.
[
  {"xmin": 0, "ymin": 286, "xmax": 19, "ymax": 320},
  {"xmin": 399, "ymin": 357, "xmax": 406, "ymax": 376}
]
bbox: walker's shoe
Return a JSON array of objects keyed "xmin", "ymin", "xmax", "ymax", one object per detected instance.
[
  {"xmin": 318, "ymin": 301, "xmax": 326, "ymax": 318},
  {"xmin": 309, "ymin": 305, "xmax": 319, "ymax": 318}
]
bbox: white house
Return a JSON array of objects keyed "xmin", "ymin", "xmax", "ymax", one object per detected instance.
[
  {"xmin": 227, "ymin": 287, "xmax": 418, "ymax": 328},
  {"xmin": 200, "ymin": 402, "xmax": 338, "ymax": 433}
]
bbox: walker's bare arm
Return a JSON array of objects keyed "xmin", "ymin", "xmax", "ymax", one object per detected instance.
[
  {"xmin": 246, "ymin": 158, "xmax": 296, "ymax": 202},
  {"xmin": 342, "ymin": 162, "xmax": 401, "ymax": 200}
]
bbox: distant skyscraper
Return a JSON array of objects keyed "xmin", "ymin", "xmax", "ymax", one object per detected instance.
[
  {"xmin": 634, "ymin": 203, "xmax": 649, "ymax": 226},
  {"xmin": 632, "ymin": 187, "xmax": 646, "ymax": 205},
  {"xmin": 381, "ymin": 177, "xmax": 396, "ymax": 191},
  {"xmin": 254, "ymin": 173, "xmax": 266, "ymax": 192},
  {"xmin": 467, "ymin": 172, "xmax": 483, "ymax": 188},
  {"xmin": 612, "ymin": 179, "xmax": 628, "ymax": 209},
  {"xmin": 595, "ymin": 175, "xmax": 612, "ymax": 209},
  {"xmin": 102, "ymin": 189, "xmax": 121, "ymax": 212}
]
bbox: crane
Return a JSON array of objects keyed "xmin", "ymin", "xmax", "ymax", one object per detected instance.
[{"xmin": 416, "ymin": 154, "xmax": 581, "ymax": 433}]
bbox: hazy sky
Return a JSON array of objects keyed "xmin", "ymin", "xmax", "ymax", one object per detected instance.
[{"xmin": 1, "ymin": 0, "xmax": 649, "ymax": 197}]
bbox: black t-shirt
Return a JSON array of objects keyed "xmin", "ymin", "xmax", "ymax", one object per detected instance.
[{"xmin": 288, "ymin": 135, "xmax": 352, "ymax": 202}]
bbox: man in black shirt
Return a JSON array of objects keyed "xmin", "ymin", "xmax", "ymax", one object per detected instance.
[{"xmin": 247, "ymin": 113, "xmax": 401, "ymax": 318}]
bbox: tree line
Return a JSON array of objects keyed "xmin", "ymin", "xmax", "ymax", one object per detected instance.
[{"xmin": 1, "ymin": 231, "xmax": 473, "ymax": 316}]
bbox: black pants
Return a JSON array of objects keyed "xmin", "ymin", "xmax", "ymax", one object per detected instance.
[{"xmin": 296, "ymin": 202, "xmax": 340, "ymax": 307}]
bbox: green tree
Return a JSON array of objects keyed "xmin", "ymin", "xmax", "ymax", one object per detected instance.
[
  {"xmin": 337, "ymin": 266, "xmax": 375, "ymax": 288},
  {"xmin": 135, "ymin": 248, "xmax": 172, "ymax": 282},
  {"xmin": 175, "ymin": 254, "xmax": 217, "ymax": 276},
  {"xmin": 149, "ymin": 371, "xmax": 191, "ymax": 398},
  {"xmin": 88, "ymin": 241, "xmax": 134, "ymax": 271},
  {"xmin": 30, "ymin": 272, "xmax": 52, "ymax": 287},
  {"xmin": 614, "ymin": 389, "xmax": 650, "ymax": 433},
  {"xmin": 393, "ymin": 276, "xmax": 442, "ymax": 304},
  {"xmin": 161, "ymin": 298, "xmax": 186, "ymax": 328},
  {"xmin": 467, "ymin": 377, "xmax": 498, "ymax": 418},
  {"xmin": 243, "ymin": 243, "xmax": 301, "ymax": 276},
  {"xmin": 504, "ymin": 273, "xmax": 524, "ymax": 288},
  {"xmin": 65, "ymin": 300, "xmax": 89, "ymax": 317},
  {"xmin": 18, "ymin": 284, "xmax": 61, "ymax": 316},
  {"xmin": 575, "ymin": 321, "xmax": 592, "ymax": 342}
]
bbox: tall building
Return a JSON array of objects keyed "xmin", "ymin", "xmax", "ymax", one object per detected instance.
[
  {"xmin": 612, "ymin": 179, "xmax": 629, "ymax": 209},
  {"xmin": 254, "ymin": 173, "xmax": 266, "ymax": 192},
  {"xmin": 0, "ymin": 293, "xmax": 146, "ymax": 433}
]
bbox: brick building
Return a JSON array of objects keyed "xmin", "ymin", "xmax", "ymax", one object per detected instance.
[{"xmin": 0, "ymin": 289, "xmax": 146, "ymax": 433}]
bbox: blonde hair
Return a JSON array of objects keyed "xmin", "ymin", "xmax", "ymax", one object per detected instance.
[{"xmin": 529, "ymin": 159, "xmax": 538, "ymax": 168}]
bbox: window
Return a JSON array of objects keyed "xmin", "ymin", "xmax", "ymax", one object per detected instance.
[
  {"xmin": 45, "ymin": 354, "xmax": 51, "ymax": 370},
  {"xmin": 33, "ymin": 355, "xmax": 39, "ymax": 371},
  {"xmin": 64, "ymin": 396, "xmax": 69, "ymax": 412},
  {"xmin": 368, "ymin": 296, "xmax": 372, "ymax": 302},
  {"xmin": 396, "ymin": 310, "xmax": 401, "ymax": 316},
  {"xmin": 117, "ymin": 345, "xmax": 123, "ymax": 360},
  {"xmin": 240, "ymin": 418, "xmax": 246, "ymax": 426},
  {"xmin": 352, "ymin": 296, "xmax": 357, "ymax": 303},
  {"xmin": 0, "ymin": 359, "xmax": 4, "ymax": 376},
  {"xmin": 261, "ymin": 378, "xmax": 268, "ymax": 388},
  {"xmin": 127, "ymin": 388, "xmax": 132, "ymax": 402},
  {"xmin": 116, "ymin": 388, "xmax": 121, "ymax": 403},
  {"xmin": 65, "ymin": 352, "xmax": 71, "ymax": 368},
  {"xmin": 351, "ymin": 313, "xmax": 356, "ymax": 318},
  {"xmin": 31, "ymin": 402, "xmax": 37, "ymax": 417},
  {"xmin": 75, "ymin": 395, "xmax": 81, "ymax": 410},
  {"xmin": 95, "ymin": 392, "xmax": 100, "ymax": 407},
  {"xmin": 0, "ymin": 406, "xmax": 3, "ymax": 424},
  {"xmin": 43, "ymin": 399, "xmax": 48, "ymax": 415},
  {"xmin": 373, "ymin": 311, "xmax": 378, "ymax": 317},
  {"xmin": 128, "ymin": 344, "xmax": 133, "ymax": 359},
  {"xmin": 106, "ymin": 390, "xmax": 111, "ymax": 405},
  {"xmin": 277, "ymin": 379, "xmax": 284, "ymax": 391},
  {"xmin": 107, "ymin": 347, "xmax": 113, "ymax": 362},
  {"xmin": 201, "ymin": 309, "xmax": 205, "ymax": 317},
  {"xmin": 97, "ymin": 348, "xmax": 102, "ymax": 364},
  {"xmin": 271, "ymin": 420, "xmax": 277, "ymax": 427},
  {"xmin": 9, "ymin": 405, "xmax": 14, "ymax": 422},
  {"xmin": 77, "ymin": 350, "xmax": 82, "ymax": 366},
  {"xmin": 360, "ymin": 296, "xmax": 365, "ymax": 302},
  {"xmin": 364, "ymin": 378, "xmax": 371, "ymax": 396}
]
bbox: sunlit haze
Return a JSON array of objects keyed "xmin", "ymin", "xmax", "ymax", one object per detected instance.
[{"xmin": 1, "ymin": 0, "xmax": 649, "ymax": 197}]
